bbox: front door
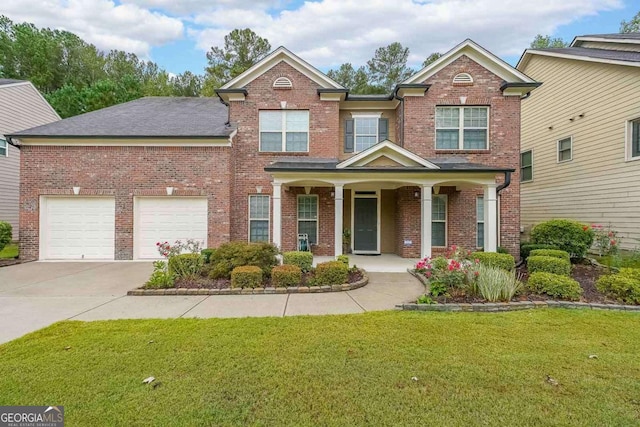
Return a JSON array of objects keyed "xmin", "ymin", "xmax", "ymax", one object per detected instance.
[{"xmin": 353, "ymin": 197, "xmax": 378, "ymax": 253}]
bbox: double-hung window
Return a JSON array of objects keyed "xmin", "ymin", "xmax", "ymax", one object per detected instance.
[
  {"xmin": 476, "ymin": 196, "xmax": 484, "ymax": 249},
  {"xmin": 0, "ymin": 138, "xmax": 7, "ymax": 157},
  {"xmin": 248, "ymin": 195, "xmax": 270, "ymax": 242},
  {"xmin": 432, "ymin": 195, "xmax": 447, "ymax": 247},
  {"xmin": 344, "ymin": 115, "xmax": 389, "ymax": 153},
  {"xmin": 435, "ymin": 106, "xmax": 488, "ymax": 150},
  {"xmin": 557, "ymin": 137, "xmax": 572, "ymax": 162},
  {"xmin": 628, "ymin": 118, "xmax": 640, "ymax": 160},
  {"xmin": 259, "ymin": 110, "xmax": 309, "ymax": 152},
  {"xmin": 520, "ymin": 150, "xmax": 533, "ymax": 182},
  {"xmin": 297, "ymin": 195, "xmax": 318, "ymax": 245}
]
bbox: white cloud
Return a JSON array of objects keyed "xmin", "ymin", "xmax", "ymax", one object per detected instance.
[{"xmin": 1, "ymin": 0, "xmax": 184, "ymax": 58}]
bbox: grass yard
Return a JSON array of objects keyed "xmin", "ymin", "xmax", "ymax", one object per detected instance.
[
  {"xmin": 0, "ymin": 243, "xmax": 18, "ymax": 259},
  {"xmin": 1, "ymin": 311, "xmax": 639, "ymax": 426}
]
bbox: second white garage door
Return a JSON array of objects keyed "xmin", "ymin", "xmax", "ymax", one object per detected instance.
[{"xmin": 135, "ymin": 198, "xmax": 208, "ymax": 259}]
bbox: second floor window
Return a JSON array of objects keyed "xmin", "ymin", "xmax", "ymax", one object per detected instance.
[
  {"xmin": 344, "ymin": 116, "xmax": 389, "ymax": 153},
  {"xmin": 0, "ymin": 138, "xmax": 7, "ymax": 157},
  {"xmin": 259, "ymin": 110, "xmax": 309, "ymax": 152},
  {"xmin": 435, "ymin": 106, "xmax": 488, "ymax": 150},
  {"xmin": 520, "ymin": 150, "xmax": 533, "ymax": 182}
]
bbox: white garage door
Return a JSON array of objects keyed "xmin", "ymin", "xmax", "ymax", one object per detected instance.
[
  {"xmin": 42, "ymin": 197, "xmax": 115, "ymax": 260},
  {"xmin": 135, "ymin": 198, "xmax": 208, "ymax": 259}
]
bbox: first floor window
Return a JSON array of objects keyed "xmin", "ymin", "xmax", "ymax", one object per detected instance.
[
  {"xmin": 557, "ymin": 137, "xmax": 572, "ymax": 162},
  {"xmin": 249, "ymin": 195, "xmax": 270, "ymax": 242},
  {"xmin": 435, "ymin": 106, "xmax": 488, "ymax": 150},
  {"xmin": 477, "ymin": 196, "xmax": 484, "ymax": 248},
  {"xmin": 520, "ymin": 150, "xmax": 533, "ymax": 182},
  {"xmin": 629, "ymin": 118, "xmax": 640, "ymax": 159},
  {"xmin": 432, "ymin": 195, "xmax": 447, "ymax": 247},
  {"xmin": 297, "ymin": 195, "xmax": 318, "ymax": 245},
  {"xmin": 259, "ymin": 110, "xmax": 309, "ymax": 152},
  {"xmin": 0, "ymin": 138, "xmax": 7, "ymax": 156}
]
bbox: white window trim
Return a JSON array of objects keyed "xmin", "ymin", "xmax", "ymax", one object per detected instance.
[
  {"xmin": 351, "ymin": 113, "xmax": 382, "ymax": 153},
  {"xmin": 557, "ymin": 136, "xmax": 573, "ymax": 163},
  {"xmin": 258, "ymin": 110, "xmax": 309, "ymax": 153},
  {"xmin": 435, "ymin": 106, "xmax": 489, "ymax": 150},
  {"xmin": 476, "ymin": 195, "xmax": 484, "ymax": 249},
  {"xmin": 248, "ymin": 195, "xmax": 270, "ymax": 243},
  {"xmin": 297, "ymin": 194, "xmax": 319, "ymax": 245},
  {"xmin": 432, "ymin": 194, "xmax": 447, "ymax": 248},
  {"xmin": 625, "ymin": 118, "xmax": 640, "ymax": 162},
  {"xmin": 520, "ymin": 149, "xmax": 533, "ymax": 183},
  {"xmin": 0, "ymin": 138, "xmax": 7, "ymax": 157}
]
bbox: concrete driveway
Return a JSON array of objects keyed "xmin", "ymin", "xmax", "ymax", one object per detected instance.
[{"xmin": 0, "ymin": 262, "xmax": 424, "ymax": 344}]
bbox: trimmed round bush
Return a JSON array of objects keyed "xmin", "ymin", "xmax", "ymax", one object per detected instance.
[
  {"xmin": 471, "ymin": 252, "xmax": 515, "ymax": 271},
  {"xmin": 527, "ymin": 255, "xmax": 571, "ymax": 276},
  {"xmin": 528, "ymin": 272, "xmax": 582, "ymax": 300},
  {"xmin": 596, "ymin": 268, "xmax": 640, "ymax": 304},
  {"xmin": 529, "ymin": 249, "xmax": 570, "ymax": 263},
  {"xmin": 520, "ymin": 243, "xmax": 558, "ymax": 260},
  {"xmin": 271, "ymin": 264, "xmax": 302, "ymax": 288},
  {"xmin": 282, "ymin": 251, "xmax": 313, "ymax": 272},
  {"xmin": 336, "ymin": 254, "xmax": 349, "ymax": 267},
  {"xmin": 0, "ymin": 221, "xmax": 12, "ymax": 252},
  {"xmin": 530, "ymin": 219, "xmax": 594, "ymax": 259},
  {"xmin": 315, "ymin": 261, "xmax": 349, "ymax": 285},
  {"xmin": 209, "ymin": 241, "xmax": 279, "ymax": 279},
  {"xmin": 168, "ymin": 253, "xmax": 204, "ymax": 279},
  {"xmin": 231, "ymin": 266, "xmax": 263, "ymax": 288}
]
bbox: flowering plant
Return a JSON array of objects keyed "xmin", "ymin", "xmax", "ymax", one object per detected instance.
[
  {"xmin": 156, "ymin": 239, "xmax": 203, "ymax": 259},
  {"xmin": 591, "ymin": 224, "xmax": 620, "ymax": 256},
  {"xmin": 415, "ymin": 245, "xmax": 480, "ymax": 297}
]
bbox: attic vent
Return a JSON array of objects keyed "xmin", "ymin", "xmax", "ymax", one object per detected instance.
[
  {"xmin": 452, "ymin": 73, "xmax": 473, "ymax": 85},
  {"xmin": 273, "ymin": 77, "xmax": 293, "ymax": 89}
]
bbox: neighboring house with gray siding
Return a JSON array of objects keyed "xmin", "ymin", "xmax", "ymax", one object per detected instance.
[{"xmin": 0, "ymin": 79, "xmax": 60, "ymax": 239}]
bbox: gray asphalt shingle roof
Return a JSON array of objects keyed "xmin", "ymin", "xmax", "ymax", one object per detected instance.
[
  {"xmin": 0, "ymin": 79, "xmax": 26, "ymax": 86},
  {"xmin": 10, "ymin": 96, "xmax": 232, "ymax": 138},
  {"xmin": 534, "ymin": 47, "xmax": 640, "ymax": 63},
  {"xmin": 577, "ymin": 32, "xmax": 640, "ymax": 40}
]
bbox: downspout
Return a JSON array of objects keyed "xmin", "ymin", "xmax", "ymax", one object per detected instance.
[
  {"xmin": 393, "ymin": 91, "xmax": 404, "ymax": 147},
  {"xmin": 495, "ymin": 171, "xmax": 512, "ymax": 250}
]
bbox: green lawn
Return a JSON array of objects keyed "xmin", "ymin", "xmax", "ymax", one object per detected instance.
[
  {"xmin": 1, "ymin": 311, "xmax": 639, "ymax": 426},
  {"xmin": 0, "ymin": 243, "xmax": 18, "ymax": 259}
]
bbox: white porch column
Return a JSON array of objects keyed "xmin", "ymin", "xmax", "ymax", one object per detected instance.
[
  {"xmin": 484, "ymin": 184, "xmax": 498, "ymax": 252},
  {"xmin": 421, "ymin": 184, "xmax": 433, "ymax": 259},
  {"xmin": 272, "ymin": 182, "xmax": 282, "ymax": 250},
  {"xmin": 334, "ymin": 184, "xmax": 344, "ymax": 257}
]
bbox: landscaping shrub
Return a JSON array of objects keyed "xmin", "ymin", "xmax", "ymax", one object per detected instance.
[
  {"xmin": 271, "ymin": 264, "xmax": 302, "ymax": 288},
  {"xmin": 530, "ymin": 219, "xmax": 594, "ymax": 260},
  {"xmin": 520, "ymin": 243, "xmax": 558, "ymax": 260},
  {"xmin": 527, "ymin": 255, "xmax": 571, "ymax": 276},
  {"xmin": 168, "ymin": 253, "xmax": 204, "ymax": 279},
  {"xmin": 596, "ymin": 268, "xmax": 640, "ymax": 304},
  {"xmin": 0, "ymin": 221, "xmax": 12, "ymax": 252},
  {"xmin": 476, "ymin": 264, "xmax": 522, "ymax": 302},
  {"xmin": 209, "ymin": 241, "xmax": 279, "ymax": 279},
  {"xmin": 231, "ymin": 266, "xmax": 263, "ymax": 288},
  {"xmin": 336, "ymin": 254, "xmax": 350, "ymax": 267},
  {"xmin": 201, "ymin": 248, "xmax": 216, "ymax": 264},
  {"xmin": 527, "ymin": 272, "xmax": 582, "ymax": 300},
  {"xmin": 145, "ymin": 261, "xmax": 174, "ymax": 289},
  {"xmin": 315, "ymin": 261, "xmax": 348, "ymax": 285},
  {"xmin": 471, "ymin": 252, "xmax": 515, "ymax": 271},
  {"xmin": 282, "ymin": 251, "xmax": 313, "ymax": 272},
  {"xmin": 497, "ymin": 246, "xmax": 510, "ymax": 254},
  {"xmin": 529, "ymin": 249, "xmax": 570, "ymax": 263}
]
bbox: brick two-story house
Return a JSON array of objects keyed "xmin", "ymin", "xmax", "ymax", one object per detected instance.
[{"xmin": 9, "ymin": 39, "xmax": 538, "ymax": 261}]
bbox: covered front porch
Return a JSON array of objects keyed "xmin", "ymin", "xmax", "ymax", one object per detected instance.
[{"xmin": 314, "ymin": 254, "xmax": 419, "ymax": 273}]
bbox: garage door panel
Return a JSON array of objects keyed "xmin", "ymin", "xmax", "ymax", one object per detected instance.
[
  {"xmin": 136, "ymin": 198, "xmax": 208, "ymax": 259},
  {"xmin": 43, "ymin": 198, "xmax": 115, "ymax": 260}
]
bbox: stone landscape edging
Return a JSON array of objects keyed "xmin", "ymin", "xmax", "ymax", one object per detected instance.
[{"xmin": 128, "ymin": 269, "xmax": 368, "ymax": 296}]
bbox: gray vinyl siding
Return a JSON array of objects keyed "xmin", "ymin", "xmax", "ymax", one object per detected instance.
[
  {"xmin": 0, "ymin": 82, "xmax": 59, "ymax": 240},
  {"xmin": 519, "ymin": 54, "xmax": 640, "ymax": 250}
]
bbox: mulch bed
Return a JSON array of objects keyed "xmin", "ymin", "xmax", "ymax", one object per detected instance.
[
  {"xmin": 430, "ymin": 260, "xmax": 622, "ymax": 305},
  {"xmin": 171, "ymin": 269, "xmax": 364, "ymax": 289}
]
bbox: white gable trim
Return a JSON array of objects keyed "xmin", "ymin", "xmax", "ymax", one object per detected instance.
[
  {"xmin": 517, "ymin": 49, "xmax": 640, "ymax": 70},
  {"xmin": 221, "ymin": 46, "xmax": 344, "ymax": 90},
  {"xmin": 572, "ymin": 36, "xmax": 640, "ymax": 47},
  {"xmin": 403, "ymin": 39, "xmax": 536, "ymax": 85},
  {"xmin": 336, "ymin": 140, "xmax": 439, "ymax": 169}
]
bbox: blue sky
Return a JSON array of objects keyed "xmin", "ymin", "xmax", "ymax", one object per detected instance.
[{"xmin": 2, "ymin": 0, "xmax": 637, "ymax": 75}]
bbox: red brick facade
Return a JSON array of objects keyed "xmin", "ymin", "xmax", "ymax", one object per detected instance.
[{"xmin": 19, "ymin": 50, "xmax": 524, "ymax": 261}]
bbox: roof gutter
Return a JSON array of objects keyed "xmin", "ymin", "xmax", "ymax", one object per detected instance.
[{"xmin": 496, "ymin": 171, "xmax": 511, "ymax": 193}]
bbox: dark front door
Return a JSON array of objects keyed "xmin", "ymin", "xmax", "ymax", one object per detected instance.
[{"xmin": 354, "ymin": 197, "xmax": 378, "ymax": 252}]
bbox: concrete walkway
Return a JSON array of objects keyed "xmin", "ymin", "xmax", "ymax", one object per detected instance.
[{"xmin": 0, "ymin": 262, "xmax": 424, "ymax": 344}]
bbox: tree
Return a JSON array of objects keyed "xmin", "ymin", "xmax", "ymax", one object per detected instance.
[
  {"xmin": 366, "ymin": 42, "xmax": 414, "ymax": 93},
  {"xmin": 422, "ymin": 52, "xmax": 442, "ymax": 68},
  {"xmin": 530, "ymin": 34, "xmax": 568, "ymax": 49},
  {"xmin": 326, "ymin": 63, "xmax": 372, "ymax": 93},
  {"xmin": 205, "ymin": 28, "xmax": 271, "ymax": 88},
  {"xmin": 620, "ymin": 10, "xmax": 640, "ymax": 33},
  {"xmin": 171, "ymin": 71, "xmax": 203, "ymax": 97}
]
